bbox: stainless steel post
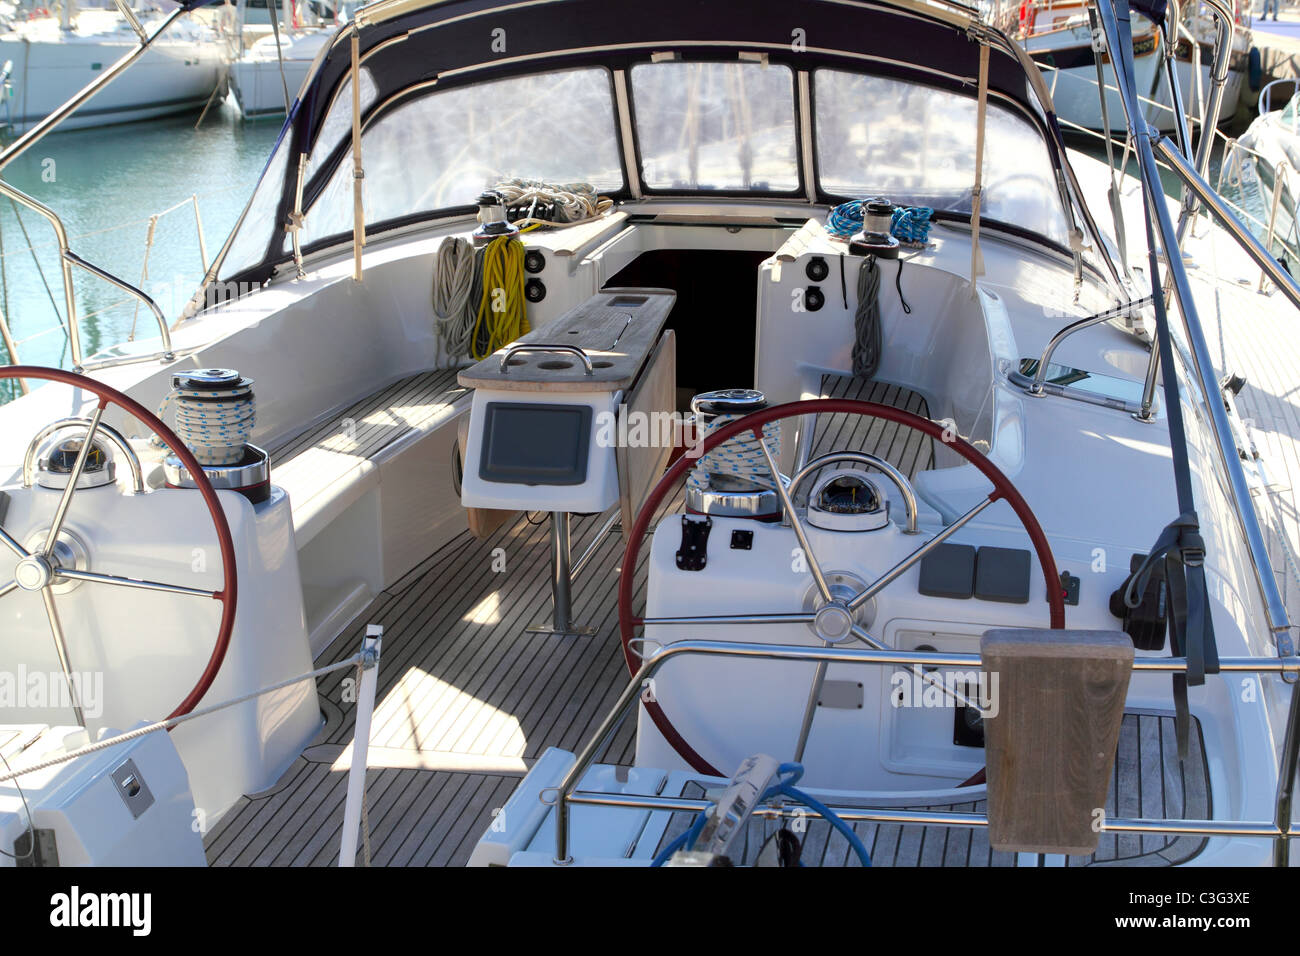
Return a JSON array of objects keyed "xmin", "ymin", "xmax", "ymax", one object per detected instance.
[{"xmin": 527, "ymin": 512, "xmax": 596, "ymax": 637}]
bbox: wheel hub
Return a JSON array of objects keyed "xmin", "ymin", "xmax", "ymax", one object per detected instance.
[
  {"xmin": 803, "ymin": 571, "xmax": 875, "ymax": 643},
  {"xmin": 20, "ymin": 530, "xmax": 89, "ymax": 594},
  {"xmin": 813, "ymin": 602, "xmax": 854, "ymax": 642},
  {"xmin": 14, "ymin": 554, "xmax": 53, "ymax": 591}
]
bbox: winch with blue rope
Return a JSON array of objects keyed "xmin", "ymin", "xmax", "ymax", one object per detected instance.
[
  {"xmin": 822, "ymin": 198, "xmax": 934, "ymax": 380},
  {"xmin": 824, "ymin": 197, "xmax": 934, "ymax": 252}
]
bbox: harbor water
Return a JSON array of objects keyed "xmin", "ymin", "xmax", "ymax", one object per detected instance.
[{"xmin": 0, "ymin": 102, "xmax": 280, "ymax": 399}]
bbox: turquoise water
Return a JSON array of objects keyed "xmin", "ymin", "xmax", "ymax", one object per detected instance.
[{"xmin": 0, "ymin": 101, "xmax": 281, "ymax": 398}]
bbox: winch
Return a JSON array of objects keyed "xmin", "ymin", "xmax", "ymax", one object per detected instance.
[
  {"xmin": 685, "ymin": 389, "xmax": 784, "ymax": 520},
  {"xmin": 848, "ymin": 197, "xmax": 900, "ymax": 258},
  {"xmin": 159, "ymin": 368, "xmax": 271, "ymax": 504},
  {"xmin": 472, "ymin": 190, "xmax": 520, "ymax": 246}
]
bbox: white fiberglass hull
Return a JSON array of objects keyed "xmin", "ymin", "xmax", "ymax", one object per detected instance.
[
  {"xmin": 0, "ymin": 30, "xmax": 224, "ymax": 133},
  {"xmin": 1028, "ymin": 24, "xmax": 1165, "ymax": 134},
  {"xmin": 230, "ymin": 30, "xmax": 332, "ymax": 117},
  {"xmin": 230, "ymin": 56, "xmax": 314, "ymax": 117}
]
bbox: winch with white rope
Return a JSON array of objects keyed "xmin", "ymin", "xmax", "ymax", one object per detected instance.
[
  {"xmin": 432, "ymin": 179, "xmax": 614, "ymax": 361},
  {"xmin": 158, "ymin": 368, "xmax": 271, "ymax": 504},
  {"xmin": 685, "ymin": 389, "xmax": 784, "ymax": 520}
]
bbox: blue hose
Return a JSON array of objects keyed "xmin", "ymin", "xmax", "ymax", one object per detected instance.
[{"xmin": 649, "ymin": 762, "xmax": 871, "ymax": 867}]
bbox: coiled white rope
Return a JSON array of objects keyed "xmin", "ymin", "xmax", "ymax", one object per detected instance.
[
  {"xmin": 155, "ymin": 380, "xmax": 256, "ymax": 466},
  {"xmin": 432, "ymin": 235, "xmax": 478, "ymax": 359},
  {"xmin": 687, "ymin": 414, "xmax": 783, "ymax": 492},
  {"xmin": 491, "ymin": 178, "xmax": 613, "ymax": 228}
]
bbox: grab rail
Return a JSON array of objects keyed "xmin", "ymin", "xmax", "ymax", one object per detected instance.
[
  {"xmin": 0, "ymin": 7, "xmax": 186, "ymax": 375},
  {"xmin": 498, "ymin": 344, "xmax": 594, "ymax": 374},
  {"xmin": 551, "ymin": 638, "xmax": 1300, "ymax": 865}
]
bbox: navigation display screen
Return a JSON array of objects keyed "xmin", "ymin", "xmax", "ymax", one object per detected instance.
[{"xmin": 478, "ymin": 402, "xmax": 592, "ymax": 485}]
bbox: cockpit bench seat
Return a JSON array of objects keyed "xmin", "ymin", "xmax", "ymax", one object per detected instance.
[
  {"xmin": 269, "ymin": 367, "xmax": 471, "ymax": 545},
  {"xmin": 265, "ymin": 367, "xmax": 473, "ymax": 652}
]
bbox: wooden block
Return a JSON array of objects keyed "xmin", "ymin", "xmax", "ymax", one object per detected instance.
[
  {"xmin": 617, "ymin": 329, "xmax": 676, "ymax": 538},
  {"xmin": 981, "ymin": 628, "xmax": 1133, "ymax": 855}
]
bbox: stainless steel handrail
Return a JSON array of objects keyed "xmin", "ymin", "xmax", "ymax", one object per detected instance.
[
  {"xmin": 1156, "ymin": 139, "xmax": 1300, "ymax": 314},
  {"xmin": 1258, "ymin": 159, "xmax": 1294, "ymax": 294},
  {"xmin": 1023, "ymin": 296, "xmax": 1154, "ymax": 397},
  {"xmin": 498, "ymin": 344, "xmax": 594, "ymax": 374},
  {"xmin": 0, "ymin": 9, "xmax": 189, "ymax": 374},
  {"xmin": 786, "ymin": 451, "xmax": 920, "ymax": 534},
  {"xmin": 563, "ymin": 789, "xmax": 1283, "ymax": 838},
  {"xmin": 551, "ymin": 637, "xmax": 1300, "ymax": 864},
  {"xmin": 1258, "ymin": 76, "xmax": 1300, "ymax": 116}
]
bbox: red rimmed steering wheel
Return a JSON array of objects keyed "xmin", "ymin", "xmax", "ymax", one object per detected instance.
[
  {"xmin": 618, "ymin": 398, "xmax": 1064, "ymax": 776},
  {"xmin": 0, "ymin": 366, "xmax": 237, "ymax": 722}
]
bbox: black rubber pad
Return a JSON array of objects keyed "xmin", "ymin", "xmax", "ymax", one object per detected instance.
[
  {"xmin": 918, "ymin": 543, "xmax": 976, "ymax": 599},
  {"xmin": 974, "ymin": 546, "xmax": 1031, "ymax": 604}
]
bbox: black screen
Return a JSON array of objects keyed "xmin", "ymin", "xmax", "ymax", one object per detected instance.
[{"xmin": 479, "ymin": 402, "xmax": 592, "ymax": 485}]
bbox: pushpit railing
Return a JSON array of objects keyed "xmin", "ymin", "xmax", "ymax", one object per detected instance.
[
  {"xmin": 550, "ymin": 638, "xmax": 1300, "ymax": 865},
  {"xmin": 0, "ymin": 1, "xmax": 190, "ymax": 374}
]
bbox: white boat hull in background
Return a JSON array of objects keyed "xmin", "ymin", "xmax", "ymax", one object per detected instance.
[
  {"xmin": 230, "ymin": 55, "xmax": 312, "ymax": 116},
  {"xmin": 0, "ymin": 25, "xmax": 225, "ymax": 133},
  {"xmin": 1030, "ymin": 25, "xmax": 1165, "ymax": 134},
  {"xmin": 230, "ymin": 29, "xmax": 331, "ymax": 117}
]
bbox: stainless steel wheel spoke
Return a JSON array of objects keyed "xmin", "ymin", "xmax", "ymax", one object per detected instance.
[
  {"xmin": 0, "ymin": 525, "xmax": 27, "ymax": 559},
  {"xmin": 56, "ymin": 567, "xmax": 217, "ymax": 599},
  {"xmin": 847, "ymin": 494, "xmax": 996, "ymax": 612},
  {"xmin": 0, "ymin": 522, "xmax": 27, "ymax": 561},
  {"xmin": 0, "ymin": 579, "xmax": 17, "ymax": 600},
  {"xmin": 640, "ymin": 612, "xmax": 814, "ymax": 627},
  {"xmin": 793, "ymin": 658, "xmax": 829, "ymax": 763},
  {"xmin": 756, "ymin": 431, "xmax": 833, "ymax": 603},
  {"xmin": 43, "ymin": 405, "xmax": 105, "ymax": 554},
  {"xmin": 40, "ymin": 589, "xmax": 86, "ymax": 727}
]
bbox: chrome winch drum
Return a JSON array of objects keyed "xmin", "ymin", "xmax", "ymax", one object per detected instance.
[
  {"xmin": 164, "ymin": 445, "xmax": 272, "ymax": 505},
  {"xmin": 685, "ymin": 388, "xmax": 785, "ymax": 520}
]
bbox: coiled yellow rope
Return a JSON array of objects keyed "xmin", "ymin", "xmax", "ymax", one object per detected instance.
[{"xmin": 471, "ymin": 236, "xmax": 529, "ymax": 359}]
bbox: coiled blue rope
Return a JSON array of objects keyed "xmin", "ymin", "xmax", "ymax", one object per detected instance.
[
  {"xmin": 649, "ymin": 761, "xmax": 872, "ymax": 867},
  {"xmin": 824, "ymin": 200, "xmax": 934, "ymax": 245}
]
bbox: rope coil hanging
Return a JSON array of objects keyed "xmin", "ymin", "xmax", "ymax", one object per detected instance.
[
  {"xmin": 432, "ymin": 236, "xmax": 479, "ymax": 359},
  {"xmin": 470, "ymin": 236, "xmax": 529, "ymax": 359}
]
